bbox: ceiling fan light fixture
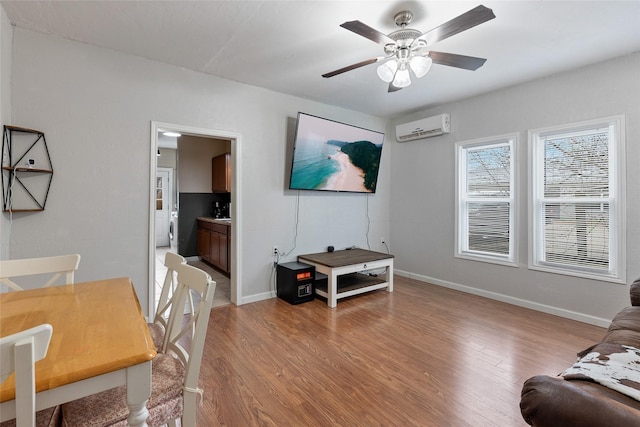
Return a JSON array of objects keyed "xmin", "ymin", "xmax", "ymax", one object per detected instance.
[
  {"xmin": 410, "ymin": 55, "xmax": 433, "ymax": 78},
  {"xmin": 322, "ymin": 5, "xmax": 495, "ymax": 92},
  {"xmin": 376, "ymin": 59, "xmax": 398, "ymax": 83},
  {"xmin": 392, "ymin": 66, "xmax": 411, "ymax": 88}
]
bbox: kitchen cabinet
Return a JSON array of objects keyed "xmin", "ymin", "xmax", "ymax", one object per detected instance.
[
  {"xmin": 211, "ymin": 153, "xmax": 231, "ymax": 193},
  {"xmin": 196, "ymin": 227, "xmax": 210, "ymax": 261},
  {"xmin": 197, "ymin": 218, "xmax": 230, "ymax": 274}
]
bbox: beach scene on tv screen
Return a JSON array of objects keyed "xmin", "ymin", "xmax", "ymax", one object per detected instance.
[{"xmin": 290, "ymin": 115, "xmax": 384, "ymax": 193}]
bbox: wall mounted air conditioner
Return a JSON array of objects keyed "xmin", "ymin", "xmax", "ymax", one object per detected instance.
[{"xmin": 396, "ymin": 113, "xmax": 451, "ymax": 142}]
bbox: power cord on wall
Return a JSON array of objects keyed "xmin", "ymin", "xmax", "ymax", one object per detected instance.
[
  {"xmin": 365, "ymin": 193, "xmax": 372, "ymax": 250},
  {"xmin": 270, "ymin": 190, "xmax": 389, "ymax": 288},
  {"xmin": 271, "ymin": 190, "xmax": 301, "ymax": 294},
  {"xmin": 279, "ymin": 190, "xmax": 300, "ymax": 259}
]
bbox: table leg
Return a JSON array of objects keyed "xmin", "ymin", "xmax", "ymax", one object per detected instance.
[
  {"xmin": 328, "ymin": 270, "xmax": 338, "ymax": 308},
  {"xmin": 387, "ymin": 261, "xmax": 394, "ymax": 292},
  {"xmin": 126, "ymin": 361, "xmax": 152, "ymax": 427}
]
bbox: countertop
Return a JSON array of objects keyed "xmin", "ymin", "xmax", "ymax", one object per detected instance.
[{"xmin": 197, "ymin": 216, "xmax": 231, "ymax": 226}]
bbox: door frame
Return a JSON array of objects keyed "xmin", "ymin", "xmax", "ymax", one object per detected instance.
[
  {"xmin": 155, "ymin": 167, "xmax": 173, "ymax": 247},
  {"xmin": 148, "ymin": 121, "xmax": 242, "ymax": 318}
]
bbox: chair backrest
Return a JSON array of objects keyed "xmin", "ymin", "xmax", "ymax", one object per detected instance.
[
  {"xmin": 153, "ymin": 251, "xmax": 187, "ymax": 331},
  {"xmin": 0, "ymin": 254, "xmax": 81, "ymax": 292},
  {"xmin": 163, "ymin": 264, "xmax": 215, "ymax": 425},
  {"xmin": 0, "ymin": 324, "xmax": 53, "ymax": 427}
]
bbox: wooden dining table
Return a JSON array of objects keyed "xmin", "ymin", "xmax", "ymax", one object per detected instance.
[{"xmin": 0, "ymin": 277, "xmax": 157, "ymax": 426}]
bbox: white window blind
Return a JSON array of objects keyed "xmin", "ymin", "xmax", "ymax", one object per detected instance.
[
  {"xmin": 530, "ymin": 116, "xmax": 625, "ymax": 281},
  {"xmin": 456, "ymin": 136, "xmax": 515, "ymax": 264}
]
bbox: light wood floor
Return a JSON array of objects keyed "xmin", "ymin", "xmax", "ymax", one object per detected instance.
[
  {"xmin": 155, "ymin": 247, "xmax": 231, "ymax": 307},
  {"xmin": 195, "ymin": 275, "xmax": 607, "ymax": 426}
]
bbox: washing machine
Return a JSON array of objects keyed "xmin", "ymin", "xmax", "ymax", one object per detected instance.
[{"xmin": 169, "ymin": 211, "xmax": 178, "ymax": 252}]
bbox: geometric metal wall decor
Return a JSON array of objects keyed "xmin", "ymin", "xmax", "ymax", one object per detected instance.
[{"xmin": 1, "ymin": 125, "xmax": 53, "ymax": 212}]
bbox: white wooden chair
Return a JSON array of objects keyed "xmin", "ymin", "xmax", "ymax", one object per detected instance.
[
  {"xmin": 0, "ymin": 324, "xmax": 55, "ymax": 427},
  {"xmin": 147, "ymin": 251, "xmax": 186, "ymax": 351},
  {"xmin": 0, "ymin": 254, "xmax": 81, "ymax": 292},
  {"xmin": 61, "ymin": 264, "xmax": 216, "ymax": 427}
]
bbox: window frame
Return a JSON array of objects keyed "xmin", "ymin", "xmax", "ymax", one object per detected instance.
[
  {"xmin": 528, "ymin": 115, "xmax": 626, "ymax": 283},
  {"xmin": 455, "ymin": 133, "xmax": 518, "ymax": 267}
]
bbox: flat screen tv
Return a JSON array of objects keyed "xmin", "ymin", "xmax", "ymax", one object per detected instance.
[{"xmin": 289, "ymin": 112, "xmax": 384, "ymax": 193}]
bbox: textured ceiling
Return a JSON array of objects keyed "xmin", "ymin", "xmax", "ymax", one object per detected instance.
[{"xmin": 2, "ymin": 1, "xmax": 639, "ymax": 118}]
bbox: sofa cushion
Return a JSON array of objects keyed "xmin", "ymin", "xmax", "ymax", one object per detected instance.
[
  {"xmin": 577, "ymin": 307, "xmax": 640, "ymax": 358},
  {"xmin": 563, "ymin": 343, "xmax": 640, "ymax": 401},
  {"xmin": 521, "ymin": 375, "xmax": 640, "ymax": 426},
  {"xmin": 521, "ymin": 277, "xmax": 640, "ymax": 426},
  {"xmin": 630, "ymin": 278, "xmax": 640, "ymax": 307}
]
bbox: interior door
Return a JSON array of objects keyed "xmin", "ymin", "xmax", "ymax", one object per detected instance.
[{"xmin": 155, "ymin": 168, "xmax": 173, "ymax": 247}]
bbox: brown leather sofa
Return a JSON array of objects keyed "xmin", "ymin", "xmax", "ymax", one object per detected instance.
[{"xmin": 520, "ymin": 278, "xmax": 640, "ymax": 426}]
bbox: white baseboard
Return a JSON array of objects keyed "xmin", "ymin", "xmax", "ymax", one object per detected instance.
[
  {"xmin": 395, "ymin": 269, "xmax": 611, "ymax": 328},
  {"xmin": 240, "ymin": 269, "xmax": 612, "ymax": 327},
  {"xmin": 241, "ymin": 290, "xmax": 276, "ymax": 305}
]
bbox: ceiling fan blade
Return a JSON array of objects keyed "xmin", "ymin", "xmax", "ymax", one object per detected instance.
[
  {"xmin": 388, "ymin": 83, "xmax": 403, "ymax": 93},
  {"xmin": 322, "ymin": 58, "xmax": 381, "ymax": 78},
  {"xmin": 340, "ymin": 20, "xmax": 395, "ymax": 45},
  {"xmin": 429, "ymin": 51, "xmax": 487, "ymax": 70},
  {"xmin": 417, "ymin": 5, "xmax": 495, "ymax": 46}
]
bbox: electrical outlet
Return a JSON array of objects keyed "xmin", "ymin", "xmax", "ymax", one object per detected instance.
[{"xmin": 273, "ymin": 246, "xmax": 278, "ymax": 256}]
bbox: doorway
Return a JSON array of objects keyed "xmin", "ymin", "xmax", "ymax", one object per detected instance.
[
  {"xmin": 155, "ymin": 167, "xmax": 173, "ymax": 247},
  {"xmin": 149, "ymin": 121, "xmax": 242, "ymax": 319}
]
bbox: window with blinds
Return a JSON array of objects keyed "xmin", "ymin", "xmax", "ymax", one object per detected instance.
[
  {"xmin": 529, "ymin": 116, "xmax": 625, "ymax": 282},
  {"xmin": 456, "ymin": 135, "xmax": 516, "ymax": 265}
]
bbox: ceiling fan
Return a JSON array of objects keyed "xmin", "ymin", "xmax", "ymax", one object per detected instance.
[{"xmin": 322, "ymin": 5, "xmax": 496, "ymax": 92}]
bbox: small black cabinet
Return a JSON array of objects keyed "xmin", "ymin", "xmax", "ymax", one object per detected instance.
[{"xmin": 276, "ymin": 262, "xmax": 315, "ymax": 305}]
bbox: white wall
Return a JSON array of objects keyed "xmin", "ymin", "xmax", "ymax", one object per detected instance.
[
  {"xmin": 390, "ymin": 53, "xmax": 640, "ymax": 326},
  {"xmin": 177, "ymin": 135, "xmax": 228, "ymax": 193},
  {"xmin": 0, "ymin": 5, "xmax": 11, "ymax": 260},
  {"xmin": 7, "ymin": 28, "xmax": 390, "ymax": 311}
]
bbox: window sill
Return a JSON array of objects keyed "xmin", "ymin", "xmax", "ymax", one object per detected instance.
[
  {"xmin": 528, "ymin": 263, "xmax": 626, "ymax": 284},
  {"xmin": 455, "ymin": 252, "xmax": 519, "ymax": 268}
]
